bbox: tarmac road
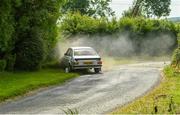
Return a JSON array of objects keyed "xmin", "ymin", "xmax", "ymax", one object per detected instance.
[{"xmin": 0, "ymin": 61, "xmax": 169, "ymax": 114}]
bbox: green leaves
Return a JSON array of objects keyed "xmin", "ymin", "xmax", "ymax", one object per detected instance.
[
  {"xmin": 0, "ymin": 0, "xmax": 63, "ymax": 71},
  {"xmin": 142, "ymin": 0, "xmax": 171, "ymax": 18},
  {"xmin": 0, "ymin": 0, "xmax": 14, "ymax": 58},
  {"xmin": 13, "ymin": 0, "xmax": 62, "ymax": 70},
  {"xmin": 123, "ymin": 0, "xmax": 171, "ymax": 18},
  {"xmin": 0, "ymin": 60, "xmax": 7, "ymax": 72},
  {"xmin": 61, "ymin": 0, "xmax": 114, "ymax": 18}
]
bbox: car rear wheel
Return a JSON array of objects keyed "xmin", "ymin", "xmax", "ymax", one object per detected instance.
[{"xmin": 94, "ymin": 68, "xmax": 101, "ymax": 73}]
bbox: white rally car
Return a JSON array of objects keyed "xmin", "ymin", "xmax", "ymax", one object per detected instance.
[{"xmin": 61, "ymin": 47, "xmax": 102, "ymax": 73}]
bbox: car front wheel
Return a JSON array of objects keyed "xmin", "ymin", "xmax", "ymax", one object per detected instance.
[{"xmin": 65, "ymin": 65, "xmax": 72, "ymax": 73}]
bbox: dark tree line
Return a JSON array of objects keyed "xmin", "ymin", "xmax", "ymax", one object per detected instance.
[{"xmin": 0, "ymin": 0, "xmax": 62, "ymax": 71}]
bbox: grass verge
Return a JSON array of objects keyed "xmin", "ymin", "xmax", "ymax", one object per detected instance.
[
  {"xmin": 0, "ymin": 68, "xmax": 79, "ymax": 102},
  {"xmin": 112, "ymin": 65, "xmax": 180, "ymax": 114}
]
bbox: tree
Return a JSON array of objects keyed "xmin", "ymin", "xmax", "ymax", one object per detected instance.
[
  {"xmin": 122, "ymin": 0, "xmax": 171, "ymax": 18},
  {"xmin": 122, "ymin": 7, "xmax": 142, "ymax": 18},
  {"xmin": 13, "ymin": 0, "xmax": 62, "ymax": 70},
  {"xmin": 62, "ymin": 0, "xmax": 115, "ymax": 18},
  {"xmin": 0, "ymin": 0, "xmax": 14, "ymax": 59},
  {"xmin": 0, "ymin": 0, "xmax": 64, "ymax": 71},
  {"xmin": 141, "ymin": 0, "xmax": 171, "ymax": 18},
  {"xmin": 62, "ymin": 0, "xmax": 90, "ymax": 15}
]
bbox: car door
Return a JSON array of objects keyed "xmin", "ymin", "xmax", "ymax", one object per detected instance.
[{"xmin": 63, "ymin": 48, "xmax": 73, "ymax": 67}]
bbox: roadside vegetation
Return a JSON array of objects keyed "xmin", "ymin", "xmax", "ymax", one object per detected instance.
[
  {"xmin": 0, "ymin": 68, "xmax": 78, "ymax": 102},
  {"xmin": 112, "ymin": 66, "xmax": 180, "ymax": 114},
  {"xmin": 0, "ymin": 0, "xmax": 73, "ymax": 102},
  {"xmin": 0, "ymin": 0, "xmax": 116, "ymax": 102},
  {"xmin": 61, "ymin": 13, "xmax": 179, "ymax": 57},
  {"xmin": 61, "ymin": 13, "xmax": 178, "ymax": 36}
]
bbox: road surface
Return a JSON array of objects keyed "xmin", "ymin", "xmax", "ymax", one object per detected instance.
[{"xmin": 0, "ymin": 62, "xmax": 168, "ymax": 114}]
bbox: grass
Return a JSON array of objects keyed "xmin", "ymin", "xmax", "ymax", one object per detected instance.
[
  {"xmin": 0, "ymin": 68, "xmax": 79, "ymax": 102},
  {"xmin": 112, "ymin": 66, "xmax": 180, "ymax": 114}
]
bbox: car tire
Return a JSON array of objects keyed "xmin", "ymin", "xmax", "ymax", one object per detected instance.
[
  {"xmin": 65, "ymin": 65, "xmax": 72, "ymax": 73},
  {"xmin": 94, "ymin": 68, "xmax": 101, "ymax": 73}
]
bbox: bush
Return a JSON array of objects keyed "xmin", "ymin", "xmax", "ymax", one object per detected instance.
[
  {"xmin": 0, "ymin": 0, "xmax": 14, "ymax": 59},
  {"xmin": 15, "ymin": 35, "xmax": 45, "ymax": 71},
  {"xmin": 0, "ymin": 60, "xmax": 6, "ymax": 72},
  {"xmin": 5, "ymin": 54, "xmax": 16, "ymax": 71},
  {"xmin": 13, "ymin": 0, "xmax": 62, "ymax": 67},
  {"xmin": 42, "ymin": 61, "xmax": 61, "ymax": 69},
  {"xmin": 61, "ymin": 14, "xmax": 178, "ymax": 56},
  {"xmin": 0, "ymin": 1, "xmax": 62, "ymax": 71},
  {"xmin": 171, "ymin": 48, "xmax": 180, "ymax": 67},
  {"xmin": 171, "ymin": 33, "xmax": 180, "ymax": 70}
]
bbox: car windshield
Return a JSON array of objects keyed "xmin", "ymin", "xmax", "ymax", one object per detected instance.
[{"xmin": 74, "ymin": 49, "xmax": 97, "ymax": 56}]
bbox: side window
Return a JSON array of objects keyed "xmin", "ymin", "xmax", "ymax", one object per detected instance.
[
  {"xmin": 66, "ymin": 49, "xmax": 71, "ymax": 56},
  {"xmin": 69, "ymin": 49, "xmax": 73, "ymax": 56},
  {"xmin": 66, "ymin": 49, "xmax": 72, "ymax": 56}
]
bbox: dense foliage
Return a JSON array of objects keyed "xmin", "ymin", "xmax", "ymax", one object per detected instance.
[
  {"xmin": 15, "ymin": 35, "xmax": 45, "ymax": 71},
  {"xmin": 5, "ymin": 54, "xmax": 16, "ymax": 71},
  {"xmin": 61, "ymin": 13, "xmax": 179, "ymax": 56},
  {"xmin": 171, "ymin": 32, "xmax": 180, "ymax": 70},
  {"xmin": 0, "ymin": 0, "xmax": 62, "ymax": 71},
  {"xmin": 0, "ymin": 60, "xmax": 6, "ymax": 72},
  {"xmin": 13, "ymin": 0, "xmax": 61, "ymax": 70},
  {"xmin": 123, "ymin": 0, "xmax": 171, "ymax": 18},
  {"xmin": 0, "ymin": 0, "xmax": 14, "ymax": 60},
  {"xmin": 61, "ymin": 0, "xmax": 114, "ymax": 18},
  {"xmin": 141, "ymin": 0, "xmax": 171, "ymax": 17},
  {"xmin": 61, "ymin": 13, "xmax": 178, "ymax": 34}
]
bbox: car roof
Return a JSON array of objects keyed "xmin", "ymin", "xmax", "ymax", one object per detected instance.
[{"xmin": 70, "ymin": 47, "xmax": 93, "ymax": 50}]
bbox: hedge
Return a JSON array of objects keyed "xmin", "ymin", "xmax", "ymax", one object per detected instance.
[{"xmin": 60, "ymin": 13, "xmax": 179, "ymax": 56}]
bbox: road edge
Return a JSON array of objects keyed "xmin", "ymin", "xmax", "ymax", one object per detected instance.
[{"xmin": 108, "ymin": 69, "xmax": 164, "ymax": 114}]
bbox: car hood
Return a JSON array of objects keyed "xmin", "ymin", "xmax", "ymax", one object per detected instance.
[{"xmin": 74, "ymin": 55, "xmax": 100, "ymax": 59}]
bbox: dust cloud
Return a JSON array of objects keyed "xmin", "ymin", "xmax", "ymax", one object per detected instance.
[
  {"xmin": 55, "ymin": 34, "xmax": 134, "ymax": 58},
  {"xmin": 54, "ymin": 33, "xmax": 175, "ymax": 70},
  {"xmin": 141, "ymin": 34, "xmax": 175, "ymax": 56}
]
